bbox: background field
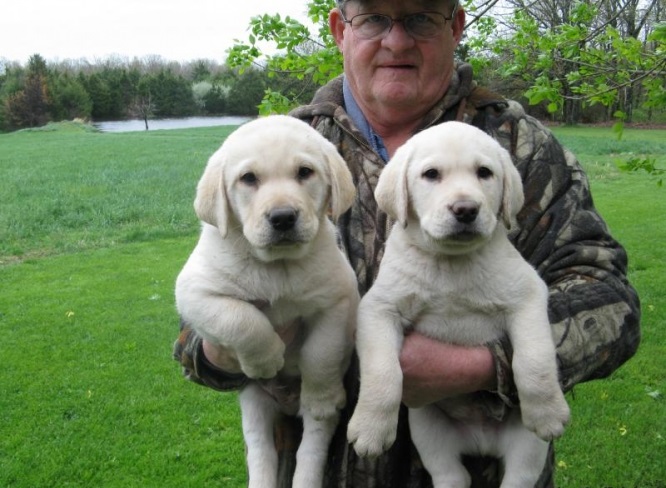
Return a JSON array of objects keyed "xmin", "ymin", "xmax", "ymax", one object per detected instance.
[{"xmin": 1, "ymin": 122, "xmax": 664, "ymax": 487}]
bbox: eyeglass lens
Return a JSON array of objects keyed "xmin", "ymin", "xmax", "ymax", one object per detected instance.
[{"xmin": 350, "ymin": 12, "xmax": 448, "ymax": 39}]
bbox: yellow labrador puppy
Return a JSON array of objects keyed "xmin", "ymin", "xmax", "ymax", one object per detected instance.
[
  {"xmin": 347, "ymin": 121, "xmax": 570, "ymax": 487},
  {"xmin": 176, "ymin": 115, "xmax": 359, "ymax": 488}
]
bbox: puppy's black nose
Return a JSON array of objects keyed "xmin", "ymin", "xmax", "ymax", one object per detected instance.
[
  {"xmin": 451, "ymin": 201, "xmax": 479, "ymax": 224},
  {"xmin": 268, "ymin": 207, "xmax": 298, "ymax": 231}
]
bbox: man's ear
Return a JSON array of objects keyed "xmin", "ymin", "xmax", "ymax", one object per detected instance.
[
  {"xmin": 375, "ymin": 145, "xmax": 412, "ymax": 227},
  {"xmin": 194, "ymin": 150, "xmax": 230, "ymax": 237},
  {"xmin": 329, "ymin": 7, "xmax": 346, "ymax": 51},
  {"xmin": 452, "ymin": 6, "xmax": 466, "ymax": 45}
]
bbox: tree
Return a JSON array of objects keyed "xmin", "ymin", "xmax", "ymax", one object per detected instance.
[
  {"xmin": 192, "ymin": 81, "xmax": 213, "ymax": 112},
  {"xmin": 145, "ymin": 69, "xmax": 197, "ymax": 117},
  {"xmin": 203, "ymin": 84, "xmax": 227, "ymax": 114},
  {"xmin": 27, "ymin": 54, "xmax": 48, "ymax": 79},
  {"xmin": 80, "ymin": 73, "xmax": 114, "ymax": 119},
  {"xmin": 190, "ymin": 59, "xmax": 212, "ymax": 82},
  {"xmin": 128, "ymin": 78, "xmax": 155, "ymax": 130},
  {"xmin": 226, "ymin": 0, "xmax": 342, "ymax": 114},
  {"xmin": 49, "ymin": 73, "xmax": 92, "ymax": 121},
  {"xmin": 487, "ymin": 0, "xmax": 665, "ymax": 124},
  {"xmin": 4, "ymin": 55, "xmax": 51, "ymax": 128},
  {"xmin": 226, "ymin": 68, "xmax": 267, "ymax": 115}
]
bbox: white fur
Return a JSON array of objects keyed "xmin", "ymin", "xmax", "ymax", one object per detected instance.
[
  {"xmin": 176, "ymin": 115, "xmax": 359, "ymax": 488},
  {"xmin": 347, "ymin": 121, "xmax": 570, "ymax": 488}
]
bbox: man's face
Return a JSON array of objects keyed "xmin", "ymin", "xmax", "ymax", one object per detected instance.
[{"xmin": 330, "ymin": 0, "xmax": 465, "ymax": 120}]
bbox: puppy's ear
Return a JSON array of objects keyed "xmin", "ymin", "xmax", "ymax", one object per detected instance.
[
  {"xmin": 376, "ymin": 144, "xmax": 411, "ymax": 227},
  {"xmin": 323, "ymin": 143, "xmax": 356, "ymax": 219},
  {"xmin": 499, "ymin": 148, "xmax": 525, "ymax": 231},
  {"xmin": 194, "ymin": 150, "xmax": 230, "ymax": 237}
]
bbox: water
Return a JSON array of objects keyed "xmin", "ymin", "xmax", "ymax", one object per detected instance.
[{"xmin": 93, "ymin": 115, "xmax": 254, "ymax": 133}]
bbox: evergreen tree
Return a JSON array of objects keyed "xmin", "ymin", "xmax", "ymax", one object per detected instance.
[
  {"xmin": 81, "ymin": 73, "xmax": 114, "ymax": 119},
  {"xmin": 203, "ymin": 84, "xmax": 227, "ymax": 114},
  {"xmin": 49, "ymin": 73, "xmax": 92, "ymax": 121},
  {"xmin": 226, "ymin": 68, "xmax": 266, "ymax": 116},
  {"xmin": 4, "ymin": 55, "xmax": 50, "ymax": 128}
]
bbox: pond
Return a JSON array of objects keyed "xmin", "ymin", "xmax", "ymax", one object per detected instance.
[{"xmin": 93, "ymin": 115, "xmax": 255, "ymax": 133}]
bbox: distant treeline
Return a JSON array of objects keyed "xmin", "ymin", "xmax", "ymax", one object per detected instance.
[{"xmin": 0, "ymin": 54, "xmax": 315, "ymax": 132}]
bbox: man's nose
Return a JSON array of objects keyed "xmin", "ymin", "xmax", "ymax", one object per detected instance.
[{"xmin": 381, "ymin": 20, "xmax": 416, "ymax": 47}]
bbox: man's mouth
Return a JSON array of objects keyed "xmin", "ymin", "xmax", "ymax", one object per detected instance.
[{"xmin": 383, "ymin": 63, "xmax": 415, "ymax": 70}]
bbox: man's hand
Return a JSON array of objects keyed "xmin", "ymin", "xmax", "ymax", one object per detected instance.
[
  {"xmin": 202, "ymin": 340, "xmax": 243, "ymax": 373},
  {"xmin": 399, "ymin": 331, "xmax": 497, "ymax": 408},
  {"xmin": 202, "ymin": 320, "xmax": 302, "ymax": 375}
]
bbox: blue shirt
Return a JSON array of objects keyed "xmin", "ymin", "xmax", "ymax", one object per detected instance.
[{"xmin": 342, "ymin": 76, "xmax": 390, "ymax": 163}]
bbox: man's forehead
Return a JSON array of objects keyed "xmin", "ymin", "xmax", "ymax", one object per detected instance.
[{"xmin": 339, "ymin": 0, "xmax": 453, "ymax": 9}]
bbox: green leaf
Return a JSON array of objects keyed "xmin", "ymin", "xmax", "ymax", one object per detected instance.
[{"xmin": 612, "ymin": 120, "xmax": 624, "ymax": 140}]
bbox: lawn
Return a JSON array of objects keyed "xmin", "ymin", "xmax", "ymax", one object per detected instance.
[
  {"xmin": 1, "ymin": 121, "xmax": 664, "ymax": 487},
  {"xmin": 549, "ymin": 126, "xmax": 666, "ymax": 488}
]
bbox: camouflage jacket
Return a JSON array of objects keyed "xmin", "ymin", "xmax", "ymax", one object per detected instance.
[{"xmin": 174, "ymin": 63, "xmax": 641, "ymax": 487}]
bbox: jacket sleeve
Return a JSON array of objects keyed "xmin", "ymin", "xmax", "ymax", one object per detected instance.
[
  {"xmin": 173, "ymin": 319, "xmax": 248, "ymax": 392},
  {"xmin": 502, "ymin": 107, "xmax": 641, "ymax": 393}
]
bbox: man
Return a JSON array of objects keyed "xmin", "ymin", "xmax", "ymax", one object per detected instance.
[{"xmin": 174, "ymin": 0, "xmax": 641, "ymax": 486}]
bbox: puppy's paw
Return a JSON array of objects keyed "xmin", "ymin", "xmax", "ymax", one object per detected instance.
[
  {"xmin": 521, "ymin": 393, "xmax": 571, "ymax": 441},
  {"xmin": 347, "ymin": 407, "xmax": 398, "ymax": 458},
  {"xmin": 238, "ymin": 340, "xmax": 285, "ymax": 379},
  {"xmin": 301, "ymin": 383, "xmax": 347, "ymax": 420}
]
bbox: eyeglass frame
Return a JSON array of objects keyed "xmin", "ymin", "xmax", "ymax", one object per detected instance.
[{"xmin": 339, "ymin": 8, "xmax": 458, "ymax": 41}]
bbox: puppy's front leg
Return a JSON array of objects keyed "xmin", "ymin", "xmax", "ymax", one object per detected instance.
[
  {"xmin": 293, "ymin": 411, "xmax": 340, "ymax": 488},
  {"xmin": 185, "ymin": 296, "xmax": 285, "ymax": 379},
  {"xmin": 240, "ymin": 383, "xmax": 280, "ymax": 488},
  {"xmin": 299, "ymin": 297, "xmax": 355, "ymax": 421},
  {"xmin": 508, "ymin": 291, "xmax": 570, "ymax": 441},
  {"xmin": 347, "ymin": 297, "xmax": 405, "ymax": 457}
]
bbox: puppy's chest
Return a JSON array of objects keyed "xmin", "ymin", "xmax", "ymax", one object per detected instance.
[
  {"xmin": 405, "ymin": 280, "xmax": 509, "ymax": 346},
  {"xmin": 232, "ymin": 271, "xmax": 330, "ymax": 325},
  {"xmin": 262, "ymin": 299, "xmax": 316, "ymax": 327}
]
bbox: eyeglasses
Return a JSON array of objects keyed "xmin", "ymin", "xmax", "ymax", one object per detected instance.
[{"xmin": 340, "ymin": 11, "xmax": 455, "ymax": 40}]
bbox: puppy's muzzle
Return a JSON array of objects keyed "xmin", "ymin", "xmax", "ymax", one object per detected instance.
[
  {"xmin": 268, "ymin": 207, "xmax": 299, "ymax": 232},
  {"xmin": 450, "ymin": 200, "xmax": 479, "ymax": 224}
]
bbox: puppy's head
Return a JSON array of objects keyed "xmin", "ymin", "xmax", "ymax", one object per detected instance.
[
  {"xmin": 194, "ymin": 115, "xmax": 355, "ymax": 261},
  {"xmin": 375, "ymin": 121, "xmax": 524, "ymax": 255}
]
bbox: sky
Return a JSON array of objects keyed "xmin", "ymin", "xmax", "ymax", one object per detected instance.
[{"xmin": 1, "ymin": 0, "xmax": 313, "ymax": 65}]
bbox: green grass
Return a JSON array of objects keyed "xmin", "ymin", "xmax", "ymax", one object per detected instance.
[
  {"xmin": 0, "ymin": 240, "xmax": 246, "ymax": 487},
  {"xmin": 1, "ymin": 123, "xmax": 248, "ymax": 487},
  {"xmin": 0, "ymin": 123, "xmax": 237, "ymax": 263},
  {"xmin": 1, "ymin": 122, "xmax": 664, "ymax": 487},
  {"xmin": 548, "ymin": 126, "xmax": 666, "ymax": 488}
]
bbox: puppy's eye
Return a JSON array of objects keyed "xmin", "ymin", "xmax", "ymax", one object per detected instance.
[
  {"xmin": 240, "ymin": 172, "xmax": 258, "ymax": 185},
  {"xmin": 297, "ymin": 166, "xmax": 314, "ymax": 181},
  {"xmin": 477, "ymin": 166, "xmax": 493, "ymax": 179},
  {"xmin": 422, "ymin": 168, "xmax": 440, "ymax": 181}
]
